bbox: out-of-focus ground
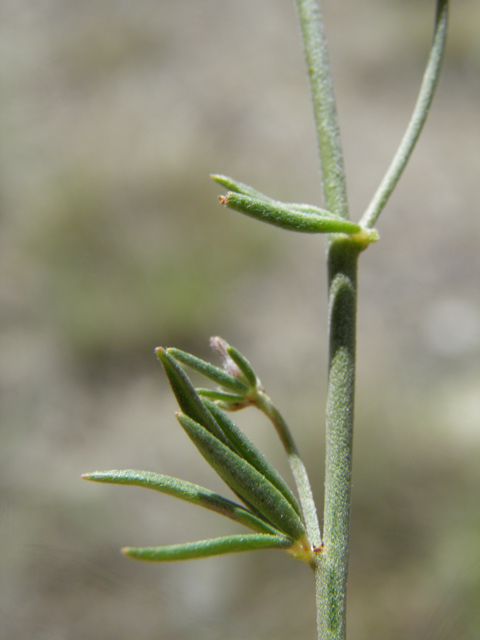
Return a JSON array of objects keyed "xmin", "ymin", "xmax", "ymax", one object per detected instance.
[{"xmin": 1, "ymin": 0, "xmax": 479, "ymax": 638}]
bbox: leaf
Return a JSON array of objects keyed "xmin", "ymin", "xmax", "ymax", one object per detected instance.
[
  {"xmin": 211, "ymin": 174, "xmax": 274, "ymax": 202},
  {"xmin": 196, "ymin": 389, "xmax": 247, "ymax": 405},
  {"xmin": 225, "ymin": 344, "xmax": 258, "ymax": 388},
  {"xmin": 122, "ymin": 533, "xmax": 293, "ymax": 562},
  {"xmin": 219, "ymin": 191, "xmax": 363, "ymax": 235},
  {"xmin": 285, "ymin": 202, "xmax": 341, "ymax": 218},
  {"xmin": 203, "ymin": 399, "xmax": 302, "ymax": 518},
  {"xmin": 82, "ymin": 469, "xmax": 280, "ymax": 535},
  {"xmin": 156, "ymin": 347, "xmax": 232, "ymax": 449},
  {"xmin": 176, "ymin": 412, "xmax": 306, "ymax": 541},
  {"xmin": 211, "ymin": 174, "xmax": 342, "ymax": 220},
  {"xmin": 167, "ymin": 348, "xmax": 248, "ymax": 394}
]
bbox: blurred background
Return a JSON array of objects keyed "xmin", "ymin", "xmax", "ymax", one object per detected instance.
[{"xmin": 1, "ymin": 0, "xmax": 479, "ymax": 638}]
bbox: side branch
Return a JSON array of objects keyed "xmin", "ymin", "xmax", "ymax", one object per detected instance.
[{"xmin": 360, "ymin": 0, "xmax": 449, "ymax": 228}]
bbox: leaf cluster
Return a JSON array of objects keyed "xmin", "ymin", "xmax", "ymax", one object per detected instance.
[{"xmin": 84, "ymin": 338, "xmax": 313, "ymax": 564}]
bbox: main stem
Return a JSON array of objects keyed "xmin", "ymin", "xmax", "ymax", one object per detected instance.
[
  {"xmin": 294, "ymin": 1, "xmax": 447, "ymax": 637},
  {"xmin": 315, "ymin": 237, "xmax": 359, "ymax": 639},
  {"xmin": 295, "ymin": 1, "xmax": 355, "ymax": 635}
]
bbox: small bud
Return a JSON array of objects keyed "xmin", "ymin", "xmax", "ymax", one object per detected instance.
[{"xmin": 210, "ymin": 336, "xmax": 243, "ymax": 379}]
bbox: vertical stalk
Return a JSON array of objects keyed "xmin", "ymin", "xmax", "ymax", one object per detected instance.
[
  {"xmin": 295, "ymin": 0, "xmax": 349, "ymax": 219},
  {"xmin": 295, "ymin": 1, "xmax": 356, "ymax": 637},
  {"xmin": 294, "ymin": 0, "xmax": 448, "ymax": 637},
  {"xmin": 315, "ymin": 237, "xmax": 359, "ymax": 640}
]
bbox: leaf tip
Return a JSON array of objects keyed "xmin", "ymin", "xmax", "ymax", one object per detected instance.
[
  {"xmin": 218, "ymin": 194, "xmax": 229, "ymax": 205},
  {"xmin": 155, "ymin": 346, "xmax": 169, "ymax": 365}
]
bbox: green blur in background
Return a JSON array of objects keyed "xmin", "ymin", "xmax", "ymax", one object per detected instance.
[{"xmin": 1, "ymin": 0, "xmax": 479, "ymax": 638}]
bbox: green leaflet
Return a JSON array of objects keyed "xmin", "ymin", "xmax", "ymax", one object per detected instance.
[
  {"xmin": 286, "ymin": 202, "xmax": 340, "ymax": 218},
  {"xmin": 176, "ymin": 412, "xmax": 306, "ymax": 541},
  {"xmin": 211, "ymin": 174, "xmax": 274, "ymax": 202},
  {"xmin": 82, "ymin": 469, "xmax": 280, "ymax": 535},
  {"xmin": 156, "ymin": 347, "xmax": 232, "ymax": 449},
  {"xmin": 157, "ymin": 348, "xmax": 288, "ymax": 523},
  {"xmin": 167, "ymin": 347, "xmax": 248, "ymax": 394},
  {"xmin": 211, "ymin": 174, "xmax": 340, "ymax": 220},
  {"xmin": 225, "ymin": 344, "xmax": 258, "ymax": 388},
  {"xmin": 196, "ymin": 389, "xmax": 247, "ymax": 405},
  {"xmin": 122, "ymin": 533, "xmax": 293, "ymax": 562},
  {"xmin": 203, "ymin": 399, "xmax": 302, "ymax": 518},
  {"xmin": 219, "ymin": 191, "xmax": 362, "ymax": 235}
]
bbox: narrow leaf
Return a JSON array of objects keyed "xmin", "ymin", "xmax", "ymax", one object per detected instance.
[
  {"xmin": 156, "ymin": 347, "xmax": 232, "ymax": 448},
  {"xmin": 122, "ymin": 533, "xmax": 293, "ymax": 562},
  {"xmin": 211, "ymin": 174, "xmax": 274, "ymax": 202},
  {"xmin": 219, "ymin": 191, "xmax": 362, "ymax": 235},
  {"xmin": 176, "ymin": 412, "xmax": 306, "ymax": 541},
  {"xmin": 82, "ymin": 469, "xmax": 280, "ymax": 535},
  {"xmin": 286, "ymin": 202, "xmax": 341, "ymax": 218},
  {"xmin": 196, "ymin": 389, "xmax": 247, "ymax": 405},
  {"xmin": 203, "ymin": 399, "xmax": 302, "ymax": 518},
  {"xmin": 167, "ymin": 348, "xmax": 248, "ymax": 394},
  {"xmin": 225, "ymin": 345, "xmax": 258, "ymax": 388},
  {"xmin": 211, "ymin": 174, "xmax": 341, "ymax": 220}
]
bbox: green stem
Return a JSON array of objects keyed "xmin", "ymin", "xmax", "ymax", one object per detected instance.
[
  {"xmin": 256, "ymin": 391, "xmax": 322, "ymax": 551},
  {"xmin": 316, "ymin": 238, "xmax": 360, "ymax": 640},
  {"xmin": 295, "ymin": 0, "xmax": 357, "ymax": 636},
  {"xmin": 295, "ymin": 0, "xmax": 349, "ymax": 219},
  {"xmin": 360, "ymin": 0, "xmax": 449, "ymax": 229},
  {"xmin": 294, "ymin": 2, "xmax": 448, "ymax": 638}
]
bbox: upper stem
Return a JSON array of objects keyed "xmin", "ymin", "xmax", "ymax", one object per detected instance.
[
  {"xmin": 295, "ymin": 1, "xmax": 356, "ymax": 636},
  {"xmin": 295, "ymin": 0, "xmax": 349, "ymax": 219}
]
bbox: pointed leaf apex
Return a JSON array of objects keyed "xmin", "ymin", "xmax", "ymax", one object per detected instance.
[
  {"xmin": 155, "ymin": 346, "xmax": 166, "ymax": 359},
  {"xmin": 156, "ymin": 346, "xmax": 232, "ymax": 446},
  {"xmin": 211, "ymin": 175, "xmax": 272, "ymax": 202}
]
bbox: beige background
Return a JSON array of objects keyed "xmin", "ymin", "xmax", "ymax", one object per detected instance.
[{"xmin": 1, "ymin": 0, "xmax": 479, "ymax": 638}]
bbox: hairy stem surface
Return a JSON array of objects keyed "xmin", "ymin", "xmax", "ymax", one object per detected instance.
[
  {"xmin": 295, "ymin": 0, "xmax": 356, "ymax": 636},
  {"xmin": 315, "ymin": 238, "xmax": 359, "ymax": 640},
  {"xmin": 295, "ymin": 0, "xmax": 348, "ymax": 219}
]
